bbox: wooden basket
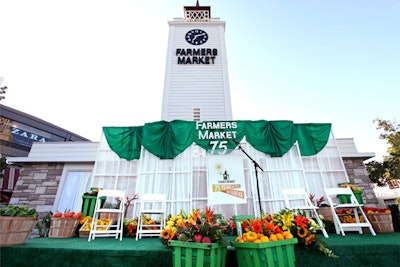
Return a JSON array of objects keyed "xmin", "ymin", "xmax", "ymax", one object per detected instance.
[
  {"xmin": 0, "ymin": 216, "xmax": 38, "ymax": 247},
  {"xmin": 366, "ymin": 213, "xmax": 394, "ymax": 233},
  {"xmin": 318, "ymin": 207, "xmax": 334, "ymax": 222},
  {"xmin": 48, "ymin": 218, "xmax": 80, "ymax": 238},
  {"xmin": 78, "ymin": 219, "xmax": 113, "ymax": 238}
]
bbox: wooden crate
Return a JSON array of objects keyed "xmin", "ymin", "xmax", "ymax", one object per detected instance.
[
  {"xmin": 48, "ymin": 218, "xmax": 80, "ymax": 238},
  {"xmin": 0, "ymin": 217, "xmax": 38, "ymax": 246},
  {"xmin": 78, "ymin": 219, "xmax": 113, "ymax": 238},
  {"xmin": 366, "ymin": 213, "xmax": 394, "ymax": 233}
]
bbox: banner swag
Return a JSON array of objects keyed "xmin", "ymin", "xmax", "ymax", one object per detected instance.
[{"xmin": 103, "ymin": 120, "xmax": 331, "ymax": 160}]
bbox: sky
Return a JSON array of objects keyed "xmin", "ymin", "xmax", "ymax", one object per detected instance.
[{"xmin": 1, "ymin": 0, "xmax": 399, "ymax": 161}]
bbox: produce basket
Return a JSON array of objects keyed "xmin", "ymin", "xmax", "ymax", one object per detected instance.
[
  {"xmin": 366, "ymin": 213, "xmax": 394, "ymax": 233},
  {"xmin": 78, "ymin": 218, "xmax": 113, "ymax": 238},
  {"xmin": 48, "ymin": 217, "xmax": 80, "ymax": 238},
  {"xmin": 232, "ymin": 238, "xmax": 298, "ymax": 267},
  {"xmin": 169, "ymin": 240, "xmax": 228, "ymax": 267},
  {"xmin": 337, "ymin": 183, "xmax": 363, "ymax": 205},
  {"xmin": 0, "ymin": 216, "xmax": 38, "ymax": 246}
]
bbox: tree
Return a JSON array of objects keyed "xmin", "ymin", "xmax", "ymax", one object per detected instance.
[{"xmin": 366, "ymin": 118, "xmax": 400, "ymax": 186}]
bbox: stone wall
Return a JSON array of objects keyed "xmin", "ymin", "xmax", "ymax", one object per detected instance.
[
  {"xmin": 342, "ymin": 157, "xmax": 379, "ymax": 206},
  {"xmin": 10, "ymin": 162, "xmax": 64, "ymax": 216}
]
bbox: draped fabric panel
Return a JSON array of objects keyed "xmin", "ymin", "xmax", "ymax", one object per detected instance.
[
  {"xmin": 294, "ymin": 123, "xmax": 332, "ymax": 156},
  {"xmin": 103, "ymin": 126, "xmax": 143, "ymax": 161},
  {"xmin": 141, "ymin": 120, "xmax": 196, "ymax": 159},
  {"xmin": 244, "ymin": 120, "xmax": 296, "ymax": 157},
  {"xmin": 103, "ymin": 120, "xmax": 331, "ymax": 160}
]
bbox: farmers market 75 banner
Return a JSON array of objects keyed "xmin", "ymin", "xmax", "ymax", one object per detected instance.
[
  {"xmin": 102, "ymin": 120, "xmax": 331, "ymax": 160},
  {"xmin": 207, "ymin": 153, "xmax": 247, "ymax": 205}
]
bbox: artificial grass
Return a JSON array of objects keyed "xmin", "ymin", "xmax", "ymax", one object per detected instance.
[{"xmin": 1, "ymin": 233, "xmax": 399, "ymax": 267}]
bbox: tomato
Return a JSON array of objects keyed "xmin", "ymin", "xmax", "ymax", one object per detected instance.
[
  {"xmin": 64, "ymin": 211, "xmax": 74, "ymax": 218},
  {"xmin": 73, "ymin": 212, "xmax": 83, "ymax": 219},
  {"xmin": 53, "ymin": 212, "xmax": 62, "ymax": 218}
]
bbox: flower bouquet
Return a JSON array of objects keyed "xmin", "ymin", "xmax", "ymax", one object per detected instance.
[
  {"xmin": 160, "ymin": 207, "xmax": 227, "ymax": 246},
  {"xmin": 160, "ymin": 207, "xmax": 228, "ymax": 267},
  {"xmin": 123, "ymin": 217, "xmax": 138, "ymax": 237},
  {"xmin": 236, "ymin": 209, "xmax": 337, "ymax": 258},
  {"xmin": 123, "ymin": 215, "xmax": 161, "ymax": 237}
]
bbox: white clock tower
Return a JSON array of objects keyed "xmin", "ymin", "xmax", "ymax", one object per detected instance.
[{"xmin": 161, "ymin": 1, "xmax": 233, "ymax": 121}]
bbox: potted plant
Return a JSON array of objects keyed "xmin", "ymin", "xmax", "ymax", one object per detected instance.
[{"xmin": 160, "ymin": 207, "xmax": 228, "ymax": 267}]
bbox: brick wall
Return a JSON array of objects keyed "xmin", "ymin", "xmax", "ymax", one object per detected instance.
[
  {"xmin": 342, "ymin": 157, "xmax": 379, "ymax": 206},
  {"xmin": 11, "ymin": 162, "xmax": 64, "ymax": 216}
]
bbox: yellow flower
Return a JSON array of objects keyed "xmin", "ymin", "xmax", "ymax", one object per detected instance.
[
  {"xmin": 305, "ymin": 234, "xmax": 315, "ymax": 245},
  {"xmin": 297, "ymin": 226, "xmax": 308, "ymax": 238},
  {"xmin": 281, "ymin": 213, "xmax": 294, "ymax": 231},
  {"xmin": 161, "ymin": 229, "xmax": 171, "ymax": 240}
]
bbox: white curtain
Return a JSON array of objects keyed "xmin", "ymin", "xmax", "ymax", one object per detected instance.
[
  {"xmin": 88, "ymin": 130, "xmax": 348, "ymax": 219},
  {"xmin": 58, "ymin": 171, "xmax": 91, "ymax": 213}
]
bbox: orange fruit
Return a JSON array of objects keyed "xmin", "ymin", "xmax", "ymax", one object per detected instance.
[
  {"xmin": 269, "ymin": 234, "xmax": 277, "ymax": 241},
  {"xmin": 283, "ymin": 231, "xmax": 293, "ymax": 239},
  {"xmin": 276, "ymin": 233, "xmax": 284, "ymax": 240}
]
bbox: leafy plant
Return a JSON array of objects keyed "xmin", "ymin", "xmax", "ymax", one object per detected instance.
[
  {"xmin": 36, "ymin": 211, "xmax": 53, "ymax": 237},
  {"xmin": 366, "ymin": 118, "xmax": 400, "ymax": 186}
]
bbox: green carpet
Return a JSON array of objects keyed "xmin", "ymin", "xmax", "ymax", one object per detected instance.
[{"xmin": 1, "ymin": 233, "xmax": 399, "ymax": 267}]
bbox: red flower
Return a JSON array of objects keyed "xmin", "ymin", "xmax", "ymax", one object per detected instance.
[
  {"xmin": 251, "ymin": 219, "xmax": 262, "ymax": 233},
  {"xmin": 294, "ymin": 215, "xmax": 308, "ymax": 228}
]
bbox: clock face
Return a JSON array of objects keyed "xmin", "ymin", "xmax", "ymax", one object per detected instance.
[{"xmin": 185, "ymin": 29, "xmax": 208, "ymax": 45}]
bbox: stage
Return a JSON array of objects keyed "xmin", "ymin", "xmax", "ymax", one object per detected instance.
[{"xmin": 1, "ymin": 233, "xmax": 400, "ymax": 267}]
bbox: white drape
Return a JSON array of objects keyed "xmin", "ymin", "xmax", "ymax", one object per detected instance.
[{"xmin": 88, "ymin": 130, "xmax": 348, "ymax": 219}]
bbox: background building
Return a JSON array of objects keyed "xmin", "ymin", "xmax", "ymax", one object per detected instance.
[{"xmin": 0, "ymin": 103, "xmax": 90, "ymax": 203}]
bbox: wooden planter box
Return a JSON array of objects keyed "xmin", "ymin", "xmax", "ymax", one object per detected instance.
[
  {"xmin": 0, "ymin": 216, "xmax": 38, "ymax": 247},
  {"xmin": 169, "ymin": 240, "xmax": 228, "ymax": 267},
  {"xmin": 366, "ymin": 213, "xmax": 394, "ymax": 233},
  {"xmin": 49, "ymin": 218, "xmax": 80, "ymax": 238},
  {"xmin": 232, "ymin": 238, "xmax": 298, "ymax": 267}
]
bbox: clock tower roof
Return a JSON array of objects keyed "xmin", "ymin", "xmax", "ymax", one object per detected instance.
[{"xmin": 184, "ymin": 1, "xmax": 211, "ymax": 22}]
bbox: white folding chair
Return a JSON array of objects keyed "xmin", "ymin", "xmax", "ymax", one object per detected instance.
[
  {"xmin": 88, "ymin": 189, "xmax": 126, "ymax": 242},
  {"xmin": 136, "ymin": 193, "xmax": 166, "ymax": 240},
  {"xmin": 324, "ymin": 187, "xmax": 376, "ymax": 236},
  {"xmin": 282, "ymin": 188, "xmax": 329, "ymax": 238}
]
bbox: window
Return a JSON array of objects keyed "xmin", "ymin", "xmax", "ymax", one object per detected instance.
[{"xmin": 54, "ymin": 164, "xmax": 92, "ymax": 213}]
